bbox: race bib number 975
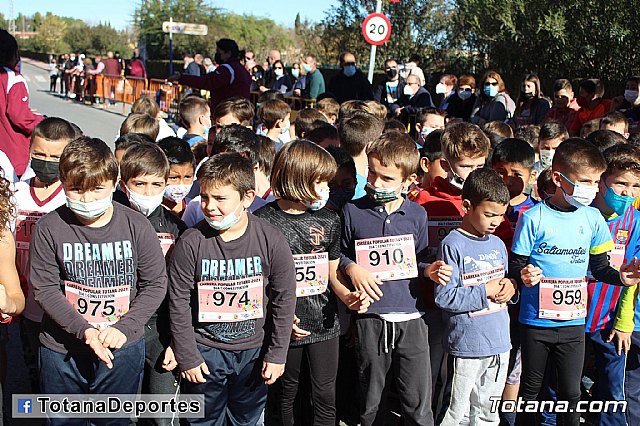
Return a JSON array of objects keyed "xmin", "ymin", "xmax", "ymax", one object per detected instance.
[
  {"xmin": 355, "ymin": 234, "xmax": 418, "ymax": 281},
  {"xmin": 65, "ymin": 281, "xmax": 130, "ymax": 330}
]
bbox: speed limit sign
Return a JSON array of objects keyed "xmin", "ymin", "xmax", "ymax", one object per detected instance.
[{"xmin": 362, "ymin": 13, "xmax": 392, "ymax": 46}]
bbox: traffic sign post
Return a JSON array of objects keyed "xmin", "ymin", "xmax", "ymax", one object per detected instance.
[
  {"xmin": 363, "ymin": 3, "xmax": 391, "ymax": 84},
  {"xmin": 162, "ymin": 19, "xmax": 209, "ymax": 76}
]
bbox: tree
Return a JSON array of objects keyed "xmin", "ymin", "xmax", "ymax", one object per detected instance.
[{"xmin": 30, "ymin": 12, "xmax": 70, "ymax": 54}]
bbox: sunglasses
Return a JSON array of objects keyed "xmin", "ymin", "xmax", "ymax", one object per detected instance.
[
  {"xmin": 274, "ymin": 66, "xmax": 284, "ymax": 70},
  {"xmin": 460, "ymin": 88, "xmax": 473, "ymax": 92},
  {"xmin": 484, "ymin": 82, "xmax": 499, "ymax": 87},
  {"xmin": 245, "ymin": 57, "xmax": 253, "ymax": 61},
  {"xmin": 554, "ymin": 95, "xmax": 570, "ymax": 100}
]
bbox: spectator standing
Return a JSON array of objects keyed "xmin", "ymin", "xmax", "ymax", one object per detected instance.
[
  {"xmin": 128, "ymin": 48, "xmax": 147, "ymax": 79},
  {"xmin": 244, "ymin": 50, "xmax": 256, "ymax": 72},
  {"xmin": 446, "ymin": 74, "xmax": 477, "ymax": 122},
  {"xmin": 301, "ymin": 55, "xmax": 324, "ymax": 100},
  {"xmin": 102, "ymin": 51, "xmax": 121, "ymax": 77},
  {"xmin": 373, "ymin": 59, "xmax": 406, "ymax": 115},
  {"xmin": 395, "ymin": 74, "xmax": 435, "ymax": 118},
  {"xmin": 48, "ymin": 56, "xmax": 58, "ymax": 92},
  {"xmin": 0, "ymin": 30, "xmax": 44, "ymax": 175},
  {"xmin": 183, "ymin": 53, "xmax": 201, "ymax": 76},
  {"xmin": 203, "ymin": 58, "xmax": 216, "ymax": 73},
  {"xmin": 267, "ymin": 60, "xmax": 292, "ymax": 94},
  {"xmin": 172, "ymin": 39, "xmax": 251, "ymax": 117},
  {"xmin": 328, "ymin": 52, "xmax": 374, "ymax": 103},
  {"xmin": 470, "ymin": 70, "xmax": 515, "ymax": 125},
  {"xmin": 261, "ymin": 49, "xmax": 281, "ymax": 92}
]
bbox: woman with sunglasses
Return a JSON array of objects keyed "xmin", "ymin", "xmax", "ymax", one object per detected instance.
[
  {"xmin": 542, "ymin": 78, "xmax": 580, "ymax": 129},
  {"xmin": 470, "ymin": 70, "xmax": 515, "ymax": 125},
  {"xmin": 513, "ymin": 73, "xmax": 551, "ymax": 127},
  {"xmin": 445, "ymin": 74, "xmax": 477, "ymax": 121}
]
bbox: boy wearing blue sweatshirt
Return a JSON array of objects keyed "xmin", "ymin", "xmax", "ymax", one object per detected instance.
[
  {"xmin": 341, "ymin": 132, "xmax": 452, "ymax": 426},
  {"xmin": 435, "ymin": 168, "xmax": 517, "ymax": 425}
]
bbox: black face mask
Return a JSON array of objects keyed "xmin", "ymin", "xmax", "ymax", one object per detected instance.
[
  {"xmin": 522, "ymin": 92, "xmax": 535, "ymax": 100},
  {"xmin": 31, "ymin": 158, "xmax": 60, "ymax": 183},
  {"xmin": 386, "ymin": 69, "xmax": 398, "ymax": 79},
  {"xmin": 214, "ymin": 53, "xmax": 223, "ymax": 64},
  {"xmin": 328, "ymin": 187, "xmax": 356, "ymax": 211}
]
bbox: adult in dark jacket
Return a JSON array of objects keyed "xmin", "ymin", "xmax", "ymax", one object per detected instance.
[
  {"xmin": 328, "ymin": 52, "xmax": 374, "ymax": 103},
  {"xmin": 373, "ymin": 59, "xmax": 406, "ymax": 115},
  {"xmin": 445, "ymin": 74, "xmax": 477, "ymax": 122},
  {"xmin": 395, "ymin": 74, "xmax": 435, "ymax": 118},
  {"xmin": 171, "ymin": 39, "xmax": 251, "ymax": 118}
]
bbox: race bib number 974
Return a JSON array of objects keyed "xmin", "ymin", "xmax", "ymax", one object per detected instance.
[{"xmin": 198, "ymin": 276, "xmax": 264, "ymax": 322}]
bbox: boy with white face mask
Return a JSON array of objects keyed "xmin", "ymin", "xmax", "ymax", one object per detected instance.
[
  {"xmin": 510, "ymin": 138, "xmax": 640, "ymax": 426},
  {"xmin": 120, "ymin": 142, "xmax": 187, "ymax": 408},
  {"xmin": 158, "ymin": 137, "xmax": 196, "ymax": 219},
  {"xmin": 168, "ymin": 152, "xmax": 297, "ymax": 425},
  {"xmin": 29, "ymin": 137, "xmax": 167, "ymax": 424}
]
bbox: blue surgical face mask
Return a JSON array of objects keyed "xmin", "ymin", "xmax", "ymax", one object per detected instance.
[
  {"xmin": 204, "ymin": 200, "xmax": 244, "ymax": 231},
  {"xmin": 483, "ymin": 85, "xmax": 498, "ymax": 98},
  {"xmin": 343, "ymin": 65, "xmax": 356, "ymax": 77},
  {"xmin": 603, "ymin": 185, "xmax": 635, "ymax": 216},
  {"xmin": 66, "ymin": 193, "xmax": 113, "ymax": 219},
  {"xmin": 303, "ymin": 63, "xmax": 312, "ymax": 73},
  {"xmin": 291, "ymin": 69, "xmax": 300, "ymax": 78},
  {"xmin": 302, "ymin": 188, "xmax": 330, "ymax": 211}
]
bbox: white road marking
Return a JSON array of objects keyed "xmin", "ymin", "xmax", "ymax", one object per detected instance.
[{"xmin": 34, "ymin": 75, "xmax": 46, "ymax": 83}]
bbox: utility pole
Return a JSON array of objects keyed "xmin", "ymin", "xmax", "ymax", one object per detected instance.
[{"xmin": 8, "ymin": 0, "xmax": 16, "ymax": 35}]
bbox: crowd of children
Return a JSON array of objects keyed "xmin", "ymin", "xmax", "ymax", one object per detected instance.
[{"xmin": 3, "ymin": 74, "xmax": 640, "ymax": 426}]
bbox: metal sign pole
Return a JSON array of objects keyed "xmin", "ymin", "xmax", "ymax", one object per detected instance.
[
  {"xmin": 169, "ymin": 16, "xmax": 174, "ymax": 75},
  {"xmin": 366, "ymin": 0, "xmax": 383, "ymax": 83}
]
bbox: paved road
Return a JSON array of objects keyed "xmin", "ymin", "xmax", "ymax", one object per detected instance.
[{"xmin": 22, "ymin": 61, "xmax": 131, "ymax": 151}]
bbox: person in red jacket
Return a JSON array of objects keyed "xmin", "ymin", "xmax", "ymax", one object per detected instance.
[
  {"xmin": 0, "ymin": 30, "xmax": 43, "ymax": 176},
  {"xmin": 170, "ymin": 39, "xmax": 251, "ymax": 118}
]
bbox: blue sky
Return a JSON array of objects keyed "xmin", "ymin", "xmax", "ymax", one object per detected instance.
[{"xmin": 5, "ymin": 0, "xmax": 339, "ymax": 30}]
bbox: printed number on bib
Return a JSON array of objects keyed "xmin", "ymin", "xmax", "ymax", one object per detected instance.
[
  {"xmin": 539, "ymin": 277, "xmax": 587, "ymax": 320},
  {"xmin": 157, "ymin": 233, "xmax": 175, "ymax": 257},
  {"xmin": 355, "ymin": 234, "xmax": 418, "ymax": 281},
  {"xmin": 198, "ymin": 276, "xmax": 263, "ymax": 322},
  {"xmin": 65, "ymin": 281, "xmax": 130, "ymax": 330},
  {"xmin": 462, "ymin": 266, "xmax": 507, "ymax": 317},
  {"xmin": 428, "ymin": 217, "xmax": 461, "ymax": 248},
  {"xmin": 15, "ymin": 210, "xmax": 46, "ymax": 250},
  {"xmin": 294, "ymin": 253, "xmax": 329, "ymax": 297}
]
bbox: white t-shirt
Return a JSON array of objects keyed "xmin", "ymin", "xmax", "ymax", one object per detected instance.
[
  {"xmin": 0, "ymin": 150, "xmax": 17, "ymax": 183},
  {"xmin": 12, "ymin": 180, "xmax": 67, "ymax": 322}
]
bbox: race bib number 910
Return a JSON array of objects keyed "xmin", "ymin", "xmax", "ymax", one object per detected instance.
[
  {"xmin": 355, "ymin": 234, "xmax": 418, "ymax": 281},
  {"xmin": 539, "ymin": 277, "xmax": 587, "ymax": 320},
  {"xmin": 198, "ymin": 276, "xmax": 263, "ymax": 322}
]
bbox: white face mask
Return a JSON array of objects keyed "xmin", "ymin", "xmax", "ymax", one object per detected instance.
[
  {"xmin": 421, "ymin": 127, "xmax": 437, "ymax": 138},
  {"xmin": 274, "ymin": 68, "xmax": 284, "ymax": 78},
  {"xmin": 445, "ymin": 159, "xmax": 465, "ymax": 189},
  {"xmin": 204, "ymin": 200, "xmax": 244, "ymax": 231},
  {"xmin": 560, "ymin": 173, "xmax": 598, "ymax": 207},
  {"xmin": 164, "ymin": 183, "xmax": 192, "ymax": 203},
  {"xmin": 66, "ymin": 193, "xmax": 113, "ymax": 219},
  {"xmin": 127, "ymin": 188, "xmax": 164, "ymax": 217},
  {"xmin": 302, "ymin": 188, "xmax": 330, "ymax": 211},
  {"xmin": 435, "ymin": 83, "xmax": 447, "ymax": 95},
  {"xmin": 403, "ymin": 85, "xmax": 415, "ymax": 96},
  {"xmin": 624, "ymin": 89, "xmax": 639, "ymax": 105},
  {"xmin": 539, "ymin": 149, "xmax": 554, "ymax": 169}
]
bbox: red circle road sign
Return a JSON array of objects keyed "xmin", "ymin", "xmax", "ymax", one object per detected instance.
[{"xmin": 362, "ymin": 13, "xmax": 392, "ymax": 46}]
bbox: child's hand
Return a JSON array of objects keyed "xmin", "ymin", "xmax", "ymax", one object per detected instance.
[
  {"xmin": 485, "ymin": 278, "xmax": 503, "ymax": 298},
  {"xmin": 181, "ymin": 362, "xmax": 209, "ymax": 384},
  {"xmin": 492, "ymin": 278, "xmax": 517, "ymax": 303},
  {"xmin": 162, "ymin": 346, "xmax": 177, "ymax": 371},
  {"xmin": 342, "ymin": 291, "xmax": 371, "ymax": 314},
  {"xmin": 620, "ymin": 257, "xmax": 640, "ymax": 287},
  {"xmin": 521, "ymin": 264, "xmax": 543, "ymax": 287},
  {"xmin": 292, "ymin": 315, "xmax": 311, "ymax": 340},
  {"xmin": 346, "ymin": 263, "xmax": 383, "ymax": 301},
  {"xmin": 262, "ymin": 362, "xmax": 285, "ymax": 385},
  {"xmin": 607, "ymin": 328, "xmax": 632, "ymax": 355},
  {"xmin": 84, "ymin": 328, "xmax": 114, "ymax": 369},
  {"xmin": 98, "ymin": 327, "xmax": 127, "ymax": 349},
  {"xmin": 426, "ymin": 260, "xmax": 453, "ymax": 286}
]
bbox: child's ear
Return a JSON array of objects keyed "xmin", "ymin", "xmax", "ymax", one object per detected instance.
[
  {"xmin": 415, "ymin": 122, "xmax": 422, "ymax": 133},
  {"xmin": 420, "ymin": 157, "xmax": 430, "ymax": 173},
  {"xmin": 242, "ymin": 189, "xmax": 256, "ymax": 208},
  {"xmin": 461, "ymin": 199, "xmax": 472, "ymax": 214},
  {"xmin": 528, "ymin": 170, "xmax": 538, "ymax": 186},
  {"xmin": 551, "ymin": 171, "xmax": 563, "ymax": 188}
]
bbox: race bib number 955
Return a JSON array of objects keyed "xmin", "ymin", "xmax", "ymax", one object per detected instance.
[{"xmin": 294, "ymin": 253, "xmax": 329, "ymax": 297}]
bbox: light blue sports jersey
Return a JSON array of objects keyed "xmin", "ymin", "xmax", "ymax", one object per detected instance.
[{"xmin": 512, "ymin": 201, "xmax": 614, "ymax": 327}]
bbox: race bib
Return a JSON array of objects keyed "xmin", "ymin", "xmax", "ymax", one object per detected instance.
[
  {"xmin": 428, "ymin": 216, "xmax": 461, "ymax": 248},
  {"xmin": 64, "ymin": 281, "xmax": 130, "ymax": 330},
  {"xmin": 461, "ymin": 266, "xmax": 507, "ymax": 317},
  {"xmin": 15, "ymin": 210, "xmax": 46, "ymax": 250},
  {"xmin": 157, "ymin": 233, "xmax": 175, "ymax": 257},
  {"xmin": 198, "ymin": 276, "xmax": 263, "ymax": 322},
  {"xmin": 355, "ymin": 234, "xmax": 418, "ymax": 281},
  {"xmin": 539, "ymin": 277, "xmax": 587, "ymax": 320},
  {"xmin": 608, "ymin": 244, "xmax": 626, "ymax": 271},
  {"xmin": 294, "ymin": 253, "xmax": 329, "ymax": 297}
]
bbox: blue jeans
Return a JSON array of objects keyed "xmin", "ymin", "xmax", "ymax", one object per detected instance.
[
  {"xmin": 183, "ymin": 345, "xmax": 266, "ymax": 426},
  {"xmin": 39, "ymin": 338, "xmax": 145, "ymax": 426},
  {"xmin": 625, "ymin": 332, "xmax": 640, "ymax": 425},
  {"xmin": 588, "ymin": 330, "xmax": 627, "ymax": 426}
]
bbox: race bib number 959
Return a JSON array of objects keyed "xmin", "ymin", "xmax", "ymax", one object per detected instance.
[{"xmin": 539, "ymin": 277, "xmax": 587, "ymax": 320}]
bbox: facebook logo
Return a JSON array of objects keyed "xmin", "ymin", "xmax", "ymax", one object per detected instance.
[{"xmin": 17, "ymin": 398, "xmax": 32, "ymax": 414}]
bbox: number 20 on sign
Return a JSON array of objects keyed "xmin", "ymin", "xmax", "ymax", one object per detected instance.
[{"xmin": 362, "ymin": 13, "xmax": 392, "ymax": 46}]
